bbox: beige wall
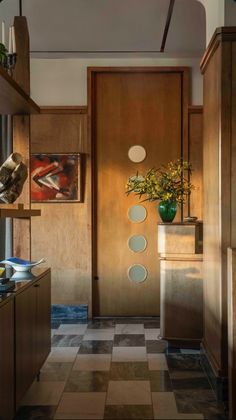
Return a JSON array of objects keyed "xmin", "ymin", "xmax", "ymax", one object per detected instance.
[{"xmin": 30, "ymin": 57, "xmax": 203, "ymax": 106}]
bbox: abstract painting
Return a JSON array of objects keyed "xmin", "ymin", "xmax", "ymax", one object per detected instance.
[{"xmin": 31, "ymin": 153, "xmax": 81, "ymax": 202}]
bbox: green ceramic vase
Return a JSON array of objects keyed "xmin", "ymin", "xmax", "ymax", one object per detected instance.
[{"xmin": 158, "ymin": 201, "xmax": 177, "ymax": 223}]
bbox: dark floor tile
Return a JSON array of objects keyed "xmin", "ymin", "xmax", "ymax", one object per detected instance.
[
  {"xmin": 14, "ymin": 405, "xmax": 56, "ymax": 420},
  {"xmin": 51, "ymin": 321, "xmax": 61, "ymax": 329},
  {"xmin": 172, "ymin": 376, "xmax": 211, "ymax": 391},
  {"xmin": 174, "ymin": 389, "xmax": 227, "ymax": 419},
  {"xmin": 144, "ymin": 319, "xmax": 160, "ymax": 329},
  {"xmin": 169, "ymin": 370, "xmax": 206, "ymax": 380},
  {"xmin": 114, "ymin": 334, "xmax": 145, "ymax": 347},
  {"xmin": 65, "ymin": 370, "xmax": 109, "ymax": 392},
  {"xmin": 146, "ymin": 339, "xmax": 168, "ymax": 353},
  {"xmin": 167, "ymin": 354, "xmax": 202, "ymax": 372},
  {"xmin": 87, "ymin": 320, "xmax": 116, "ymax": 329},
  {"xmin": 104, "ymin": 405, "xmax": 154, "ymax": 419},
  {"xmin": 40, "ymin": 362, "xmax": 73, "ymax": 381},
  {"xmin": 149, "ymin": 370, "xmax": 172, "ymax": 392},
  {"xmin": 78, "ymin": 340, "xmax": 113, "ymax": 354},
  {"xmin": 51, "ymin": 334, "xmax": 83, "ymax": 347},
  {"xmin": 110, "ymin": 362, "xmax": 149, "ymax": 380},
  {"xmin": 114, "ymin": 318, "xmax": 149, "ymax": 324}
]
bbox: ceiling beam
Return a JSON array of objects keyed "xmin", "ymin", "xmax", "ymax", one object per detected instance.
[{"xmin": 160, "ymin": 0, "xmax": 175, "ymax": 52}]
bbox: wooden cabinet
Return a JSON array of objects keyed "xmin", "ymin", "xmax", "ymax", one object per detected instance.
[
  {"xmin": 0, "ymin": 299, "xmax": 14, "ymax": 420},
  {"xmin": 15, "ymin": 270, "xmax": 51, "ymax": 409}
]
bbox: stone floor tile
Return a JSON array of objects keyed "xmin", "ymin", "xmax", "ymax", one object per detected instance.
[
  {"xmin": 54, "ymin": 392, "xmax": 106, "ymax": 419},
  {"xmin": 144, "ymin": 328, "xmax": 161, "ymax": 340},
  {"xmin": 104, "ymin": 404, "xmax": 154, "ymax": 419},
  {"xmin": 147, "ymin": 354, "xmax": 168, "ymax": 371},
  {"xmin": 46, "ymin": 347, "xmax": 79, "ymax": 363},
  {"xmin": 83, "ymin": 329, "xmax": 115, "ymax": 341},
  {"xmin": 65, "ymin": 370, "xmax": 109, "ymax": 392},
  {"xmin": 56, "ymin": 324, "xmax": 87, "ymax": 335},
  {"xmin": 14, "ymin": 405, "xmax": 57, "ymax": 419},
  {"xmin": 114, "ymin": 334, "xmax": 145, "ymax": 347},
  {"xmin": 40, "ymin": 362, "xmax": 73, "ymax": 382},
  {"xmin": 146, "ymin": 339, "xmax": 168, "ymax": 354},
  {"xmin": 114, "ymin": 324, "xmax": 145, "ymax": 335},
  {"xmin": 73, "ymin": 354, "xmax": 111, "ymax": 371},
  {"xmin": 52, "ymin": 334, "xmax": 83, "ymax": 347},
  {"xmin": 112, "ymin": 346, "xmax": 147, "ymax": 362},
  {"xmin": 110, "ymin": 362, "xmax": 150, "ymax": 380},
  {"xmin": 78, "ymin": 340, "xmax": 113, "ymax": 354},
  {"xmin": 21, "ymin": 381, "xmax": 65, "ymax": 406},
  {"xmin": 106, "ymin": 380, "xmax": 152, "ymax": 405}
]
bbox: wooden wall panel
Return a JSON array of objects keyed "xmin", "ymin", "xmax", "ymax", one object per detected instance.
[
  {"xmin": 188, "ymin": 107, "xmax": 203, "ymax": 220},
  {"xmin": 200, "ymin": 28, "xmax": 236, "ymax": 379},
  {"xmin": 228, "ymin": 248, "xmax": 236, "ymax": 420},
  {"xmin": 31, "ymin": 111, "xmax": 92, "ymax": 312}
]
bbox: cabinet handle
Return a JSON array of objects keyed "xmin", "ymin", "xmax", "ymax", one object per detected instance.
[{"xmin": 34, "ymin": 284, "xmax": 40, "ymax": 288}]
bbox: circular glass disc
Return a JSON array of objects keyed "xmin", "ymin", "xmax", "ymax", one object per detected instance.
[
  {"xmin": 128, "ymin": 264, "xmax": 148, "ymax": 283},
  {"xmin": 128, "ymin": 145, "xmax": 146, "ymax": 163},
  {"xmin": 128, "ymin": 235, "xmax": 147, "ymax": 253},
  {"xmin": 127, "ymin": 205, "xmax": 147, "ymax": 223}
]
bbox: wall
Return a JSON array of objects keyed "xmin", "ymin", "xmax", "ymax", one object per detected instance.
[
  {"xmin": 30, "ymin": 57, "xmax": 203, "ymax": 105},
  {"xmin": 30, "ymin": 110, "xmax": 91, "ymax": 311}
]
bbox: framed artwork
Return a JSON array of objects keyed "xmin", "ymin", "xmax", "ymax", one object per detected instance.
[{"xmin": 31, "ymin": 153, "xmax": 82, "ymax": 202}]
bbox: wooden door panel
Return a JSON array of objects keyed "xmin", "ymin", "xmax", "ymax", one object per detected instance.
[{"xmin": 93, "ymin": 71, "xmax": 185, "ymax": 316}]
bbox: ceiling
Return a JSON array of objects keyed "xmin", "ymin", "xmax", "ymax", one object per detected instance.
[{"xmin": 0, "ymin": 0, "xmax": 206, "ymax": 57}]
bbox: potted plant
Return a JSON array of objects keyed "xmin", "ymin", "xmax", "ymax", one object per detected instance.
[{"xmin": 126, "ymin": 159, "xmax": 193, "ymax": 223}]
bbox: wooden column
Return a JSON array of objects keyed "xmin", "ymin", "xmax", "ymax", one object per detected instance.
[
  {"xmin": 13, "ymin": 17, "xmax": 31, "ymax": 259},
  {"xmin": 200, "ymin": 27, "xmax": 236, "ymax": 396}
]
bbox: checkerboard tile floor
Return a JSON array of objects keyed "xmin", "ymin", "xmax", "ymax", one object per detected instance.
[{"xmin": 14, "ymin": 318, "xmax": 227, "ymax": 420}]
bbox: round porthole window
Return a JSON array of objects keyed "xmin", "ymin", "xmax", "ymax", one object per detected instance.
[
  {"xmin": 128, "ymin": 145, "xmax": 146, "ymax": 163},
  {"xmin": 128, "ymin": 264, "xmax": 148, "ymax": 283},
  {"xmin": 127, "ymin": 205, "xmax": 147, "ymax": 223},
  {"xmin": 128, "ymin": 235, "xmax": 147, "ymax": 253}
]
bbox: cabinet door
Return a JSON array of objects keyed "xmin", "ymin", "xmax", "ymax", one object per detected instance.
[
  {"xmin": 0, "ymin": 300, "xmax": 14, "ymax": 420},
  {"xmin": 36, "ymin": 273, "xmax": 51, "ymax": 373},
  {"xmin": 15, "ymin": 285, "xmax": 36, "ymax": 408}
]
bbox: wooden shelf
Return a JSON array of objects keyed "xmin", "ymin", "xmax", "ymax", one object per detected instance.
[
  {"xmin": 0, "ymin": 204, "xmax": 41, "ymax": 218},
  {"xmin": 0, "ymin": 66, "xmax": 40, "ymax": 115}
]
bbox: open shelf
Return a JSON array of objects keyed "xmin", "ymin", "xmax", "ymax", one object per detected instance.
[
  {"xmin": 0, "ymin": 204, "xmax": 41, "ymax": 218},
  {"xmin": 0, "ymin": 66, "xmax": 40, "ymax": 115}
]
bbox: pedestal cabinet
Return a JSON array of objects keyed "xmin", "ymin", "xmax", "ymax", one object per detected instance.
[
  {"xmin": 0, "ymin": 298, "xmax": 14, "ymax": 420},
  {"xmin": 158, "ymin": 223, "xmax": 203, "ymax": 344}
]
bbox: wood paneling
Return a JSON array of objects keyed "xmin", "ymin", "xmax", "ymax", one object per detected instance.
[
  {"xmin": 13, "ymin": 16, "xmax": 30, "ymax": 95},
  {"xmin": 200, "ymin": 28, "xmax": 236, "ymax": 378},
  {"xmin": 31, "ymin": 111, "xmax": 92, "ymax": 312},
  {"xmin": 13, "ymin": 115, "xmax": 31, "ymax": 259},
  {"xmin": 89, "ymin": 68, "xmax": 190, "ymax": 316},
  {"xmin": 228, "ymin": 248, "xmax": 236, "ymax": 420},
  {"xmin": 188, "ymin": 107, "xmax": 203, "ymax": 220},
  {"xmin": 0, "ymin": 299, "xmax": 14, "ymax": 420},
  {"xmin": 35, "ymin": 273, "xmax": 51, "ymax": 373}
]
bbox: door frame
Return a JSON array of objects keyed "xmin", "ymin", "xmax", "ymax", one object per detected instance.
[{"xmin": 87, "ymin": 66, "xmax": 191, "ymax": 316}]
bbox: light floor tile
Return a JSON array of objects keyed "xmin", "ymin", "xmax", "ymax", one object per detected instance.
[
  {"xmin": 152, "ymin": 392, "xmax": 179, "ymax": 419},
  {"xmin": 152, "ymin": 392, "xmax": 204, "ymax": 419},
  {"xmin": 73, "ymin": 354, "xmax": 111, "ymax": 371},
  {"xmin": 46, "ymin": 347, "xmax": 79, "ymax": 363},
  {"xmin": 114, "ymin": 324, "xmax": 144, "ymax": 334},
  {"xmin": 112, "ymin": 346, "xmax": 147, "ymax": 362},
  {"xmin": 144, "ymin": 328, "xmax": 161, "ymax": 340},
  {"xmin": 106, "ymin": 380, "xmax": 152, "ymax": 405},
  {"xmin": 21, "ymin": 381, "xmax": 65, "ymax": 406},
  {"xmin": 56, "ymin": 324, "xmax": 87, "ymax": 335},
  {"xmin": 148, "ymin": 354, "xmax": 168, "ymax": 371},
  {"xmin": 51, "ymin": 329, "xmax": 56, "ymax": 337},
  {"xmin": 83, "ymin": 329, "xmax": 115, "ymax": 341},
  {"xmin": 54, "ymin": 392, "xmax": 106, "ymax": 419}
]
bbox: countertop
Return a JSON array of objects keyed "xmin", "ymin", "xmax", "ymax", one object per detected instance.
[{"xmin": 0, "ymin": 267, "xmax": 50, "ymax": 308}]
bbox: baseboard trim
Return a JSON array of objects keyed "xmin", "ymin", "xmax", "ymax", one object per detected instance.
[
  {"xmin": 200, "ymin": 343, "xmax": 228, "ymax": 402},
  {"xmin": 51, "ymin": 304, "xmax": 88, "ymax": 319}
]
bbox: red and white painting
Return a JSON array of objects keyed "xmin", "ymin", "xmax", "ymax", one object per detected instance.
[{"xmin": 31, "ymin": 154, "xmax": 81, "ymax": 202}]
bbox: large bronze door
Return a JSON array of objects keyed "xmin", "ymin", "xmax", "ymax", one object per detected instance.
[{"xmin": 90, "ymin": 68, "xmax": 189, "ymax": 316}]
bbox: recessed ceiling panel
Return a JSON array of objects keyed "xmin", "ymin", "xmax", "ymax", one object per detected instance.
[
  {"xmin": 22, "ymin": 0, "xmax": 169, "ymax": 52},
  {"xmin": 166, "ymin": 0, "xmax": 206, "ymax": 54}
]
